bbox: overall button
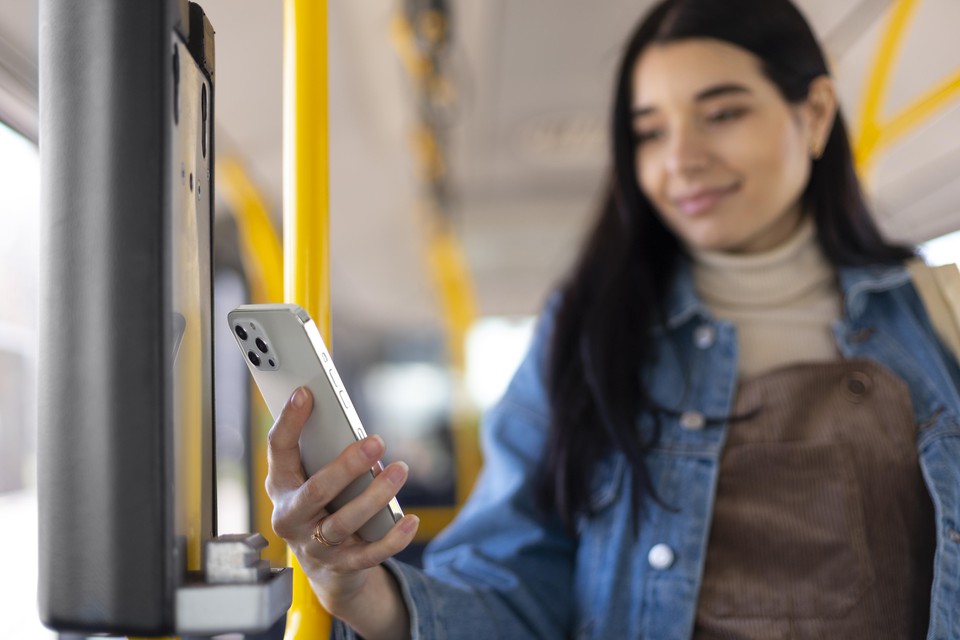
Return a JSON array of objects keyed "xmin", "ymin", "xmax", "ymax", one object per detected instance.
[
  {"xmin": 843, "ymin": 371, "xmax": 871, "ymax": 403},
  {"xmin": 648, "ymin": 544, "xmax": 675, "ymax": 570},
  {"xmin": 693, "ymin": 325, "xmax": 716, "ymax": 349},
  {"xmin": 679, "ymin": 411, "xmax": 705, "ymax": 431}
]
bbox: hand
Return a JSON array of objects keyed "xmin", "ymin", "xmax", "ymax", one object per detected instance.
[{"xmin": 265, "ymin": 386, "xmax": 419, "ymax": 638}]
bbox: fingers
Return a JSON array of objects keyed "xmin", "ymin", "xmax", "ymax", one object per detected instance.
[
  {"xmin": 265, "ymin": 387, "xmax": 313, "ymax": 495},
  {"xmin": 285, "ymin": 434, "xmax": 389, "ymax": 526},
  {"xmin": 264, "ymin": 392, "xmax": 417, "ymax": 572},
  {"xmin": 350, "ymin": 514, "xmax": 421, "ymax": 569},
  {"xmin": 316, "ymin": 461, "xmax": 409, "ymax": 544},
  {"xmin": 319, "ymin": 514, "xmax": 421, "ymax": 573}
]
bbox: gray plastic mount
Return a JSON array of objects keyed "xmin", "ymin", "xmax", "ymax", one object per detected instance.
[{"xmin": 175, "ymin": 533, "xmax": 292, "ymax": 635}]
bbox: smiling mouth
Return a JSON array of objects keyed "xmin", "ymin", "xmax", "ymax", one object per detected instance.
[{"xmin": 673, "ymin": 184, "xmax": 740, "ymax": 216}]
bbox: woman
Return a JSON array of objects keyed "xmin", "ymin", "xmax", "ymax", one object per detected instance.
[{"xmin": 266, "ymin": 0, "xmax": 960, "ymax": 637}]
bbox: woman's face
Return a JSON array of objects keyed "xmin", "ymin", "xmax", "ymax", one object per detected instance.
[{"xmin": 631, "ymin": 38, "xmax": 833, "ymax": 254}]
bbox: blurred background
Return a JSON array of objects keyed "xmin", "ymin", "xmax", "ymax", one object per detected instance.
[{"xmin": 2, "ymin": 0, "xmax": 960, "ymax": 636}]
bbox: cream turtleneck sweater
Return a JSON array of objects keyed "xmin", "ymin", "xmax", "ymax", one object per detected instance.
[{"xmin": 690, "ymin": 217, "xmax": 843, "ymax": 379}]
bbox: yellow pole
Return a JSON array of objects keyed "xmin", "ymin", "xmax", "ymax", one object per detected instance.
[
  {"xmin": 388, "ymin": 8, "xmax": 484, "ymax": 541},
  {"xmin": 283, "ymin": 0, "xmax": 332, "ymax": 638},
  {"xmin": 853, "ymin": 0, "xmax": 920, "ymax": 175}
]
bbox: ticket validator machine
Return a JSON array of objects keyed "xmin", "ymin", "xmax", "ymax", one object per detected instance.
[{"xmin": 37, "ymin": 0, "xmax": 291, "ymax": 635}]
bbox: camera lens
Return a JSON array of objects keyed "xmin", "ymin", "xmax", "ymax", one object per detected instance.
[
  {"xmin": 248, "ymin": 351, "xmax": 261, "ymax": 367},
  {"xmin": 235, "ymin": 325, "xmax": 248, "ymax": 341},
  {"xmin": 255, "ymin": 337, "xmax": 269, "ymax": 354}
]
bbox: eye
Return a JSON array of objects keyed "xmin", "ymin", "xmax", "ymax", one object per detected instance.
[
  {"xmin": 633, "ymin": 128, "xmax": 665, "ymax": 146},
  {"xmin": 706, "ymin": 107, "xmax": 748, "ymax": 124}
]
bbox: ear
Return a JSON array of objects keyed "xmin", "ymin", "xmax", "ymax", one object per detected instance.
[{"xmin": 802, "ymin": 75, "xmax": 838, "ymax": 159}]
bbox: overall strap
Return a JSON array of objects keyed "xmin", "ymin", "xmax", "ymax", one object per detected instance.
[{"xmin": 907, "ymin": 259, "xmax": 960, "ymax": 360}]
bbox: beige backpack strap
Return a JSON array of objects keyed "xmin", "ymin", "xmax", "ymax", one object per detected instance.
[{"xmin": 907, "ymin": 257, "xmax": 960, "ymax": 360}]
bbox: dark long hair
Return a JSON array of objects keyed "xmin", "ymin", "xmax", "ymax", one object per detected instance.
[{"xmin": 539, "ymin": 0, "xmax": 914, "ymax": 532}]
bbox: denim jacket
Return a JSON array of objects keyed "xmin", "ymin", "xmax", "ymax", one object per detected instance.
[{"xmin": 334, "ymin": 261, "xmax": 960, "ymax": 639}]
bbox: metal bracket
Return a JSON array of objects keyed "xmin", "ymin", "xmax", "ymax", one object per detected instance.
[{"xmin": 175, "ymin": 534, "xmax": 293, "ymax": 635}]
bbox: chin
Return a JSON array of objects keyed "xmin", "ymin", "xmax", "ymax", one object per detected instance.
[{"xmin": 677, "ymin": 228, "xmax": 741, "ymax": 253}]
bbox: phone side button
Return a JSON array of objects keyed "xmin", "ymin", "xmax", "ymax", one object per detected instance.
[
  {"xmin": 328, "ymin": 368, "xmax": 340, "ymax": 388},
  {"xmin": 339, "ymin": 389, "xmax": 351, "ymax": 409}
]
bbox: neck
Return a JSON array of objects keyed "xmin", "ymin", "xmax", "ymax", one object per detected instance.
[
  {"xmin": 690, "ymin": 216, "xmax": 829, "ymax": 309},
  {"xmin": 689, "ymin": 216, "xmax": 843, "ymax": 377}
]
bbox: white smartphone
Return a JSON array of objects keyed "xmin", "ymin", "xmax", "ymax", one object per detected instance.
[{"xmin": 228, "ymin": 303, "xmax": 403, "ymax": 542}]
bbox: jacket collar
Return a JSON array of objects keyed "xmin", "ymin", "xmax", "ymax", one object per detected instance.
[
  {"xmin": 836, "ymin": 262, "xmax": 912, "ymax": 320},
  {"xmin": 662, "ymin": 257, "xmax": 912, "ymax": 330}
]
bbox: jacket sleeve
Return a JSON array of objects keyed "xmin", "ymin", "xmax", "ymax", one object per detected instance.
[{"xmin": 332, "ymin": 298, "xmax": 577, "ymax": 639}]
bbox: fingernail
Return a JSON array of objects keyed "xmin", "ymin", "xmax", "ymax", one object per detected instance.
[
  {"xmin": 385, "ymin": 461, "xmax": 408, "ymax": 484},
  {"xmin": 401, "ymin": 515, "xmax": 419, "ymax": 534},
  {"xmin": 361, "ymin": 435, "xmax": 383, "ymax": 459},
  {"xmin": 291, "ymin": 387, "xmax": 307, "ymax": 408}
]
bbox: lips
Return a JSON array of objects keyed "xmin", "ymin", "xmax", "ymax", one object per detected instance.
[{"xmin": 672, "ymin": 184, "xmax": 740, "ymax": 216}]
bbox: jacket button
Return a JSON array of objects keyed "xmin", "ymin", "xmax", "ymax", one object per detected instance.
[
  {"xmin": 648, "ymin": 544, "xmax": 675, "ymax": 570},
  {"xmin": 693, "ymin": 325, "xmax": 716, "ymax": 349},
  {"xmin": 680, "ymin": 411, "xmax": 705, "ymax": 430}
]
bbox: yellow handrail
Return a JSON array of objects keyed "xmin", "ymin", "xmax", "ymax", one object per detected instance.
[
  {"xmin": 852, "ymin": 0, "xmax": 960, "ymax": 184},
  {"xmin": 221, "ymin": 158, "xmax": 284, "ymax": 304},
  {"xmin": 283, "ymin": 0, "xmax": 332, "ymax": 637},
  {"xmin": 218, "ymin": 157, "xmax": 287, "ymax": 568},
  {"xmin": 869, "ymin": 68, "xmax": 960, "ymax": 164},
  {"xmin": 389, "ymin": 6, "xmax": 483, "ymax": 541},
  {"xmin": 422, "ymin": 212, "xmax": 477, "ymax": 372},
  {"xmin": 854, "ymin": 0, "xmax": 920, "ymax": 175}
]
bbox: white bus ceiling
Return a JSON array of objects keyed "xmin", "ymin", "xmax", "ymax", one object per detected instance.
[{"xmin": 1, "ymin": 1, "xmax": 958, "ymax": 335}]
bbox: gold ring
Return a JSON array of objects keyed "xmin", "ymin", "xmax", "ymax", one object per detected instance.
[{"xmin": 312, "ymin": 516, "xmax": 343, "ymax": 547}]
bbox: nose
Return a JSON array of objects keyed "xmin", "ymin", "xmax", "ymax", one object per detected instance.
[{"xmin": 664, "ymin": 123, "xmax": 710, "ymax": 176}]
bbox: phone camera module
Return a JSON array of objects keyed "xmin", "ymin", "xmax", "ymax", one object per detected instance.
[
  {"xmin": 235, "ymin": 325, "xmax": 248, "ymax": 341},
  {"xmin": 255, "ymin": 337, "xmax": 269, "ymax": 354},
  {"xmin": 248, "ymin": 351, "xmax": 261, "ymax": 367}
]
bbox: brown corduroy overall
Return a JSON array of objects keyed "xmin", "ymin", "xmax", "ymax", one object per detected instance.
[{"xmin": 694, "ymin": 361, "xmax": 936, "ymax": 639}]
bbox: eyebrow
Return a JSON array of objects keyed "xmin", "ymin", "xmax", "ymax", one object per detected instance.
[{"xmin": 632, "ymin": 83, "xmax": 753, "ymax": 118}]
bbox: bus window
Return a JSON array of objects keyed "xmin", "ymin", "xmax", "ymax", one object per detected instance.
[
  {"xmin": 921, "ymin": 230, "xmax": 960, "ymax": 267},
  {"xmin": 0, "ymin": 121, "xmax": 52, "ymax": 639}
]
